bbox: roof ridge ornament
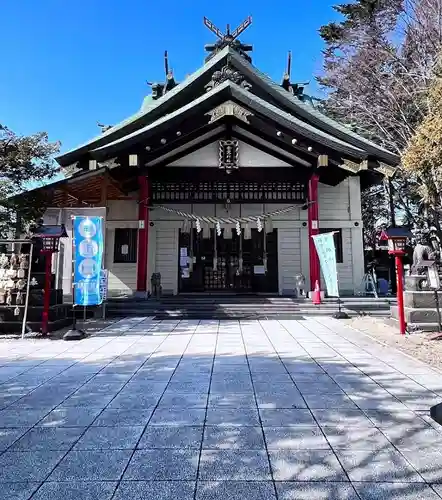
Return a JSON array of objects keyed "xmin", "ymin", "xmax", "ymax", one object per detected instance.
[
  {"xmin": 280, "ymin": 50, "xmax": 310, "ymax": 99},
  {"xmin": 205, "ymin": 63, "xmax": 252, "ymax": 92},
  {"xmin": 145, "ymin": 50, "xmax": 178, "ymax": 101},
  {"xmin": 203, "ymin": 16, "xmax": 253, "ymax": 62},
  {"xmin": 97, "ymin": 122, "xmax": 112, "ymax": 133}
]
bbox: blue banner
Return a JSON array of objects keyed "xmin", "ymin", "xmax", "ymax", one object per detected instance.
[
  {"xmin": 73, "ymin": 216, "xmax": 104, "ymax": 306},
  {"xmin": 312, "ymin": 232, "xmax": 340, "ymax": 297}
]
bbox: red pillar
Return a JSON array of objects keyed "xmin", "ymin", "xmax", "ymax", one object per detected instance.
[
  {"xmin": 136, "ymin": 175, "xmax": 149, "ymax": 294},
  {"xmin": 41, "ymin": 250, "xmax": 53, "ymax": 335},
  {"xmin": 308, "ymin": 174, "xmax": 321, "ymax": 290}
]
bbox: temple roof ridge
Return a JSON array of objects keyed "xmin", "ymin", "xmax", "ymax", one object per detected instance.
[{"xmin": 56, "ymin": 44, "xmax": 399, "ymax": 168}]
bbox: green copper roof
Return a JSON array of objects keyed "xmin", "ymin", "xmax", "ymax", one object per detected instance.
[
  {"xmin": 90, "ymin": 80, "xmax": 233, "ymax": 159},
  {"xmin": 90, "ymin": 80, "xmax": 365, "ymax": 161},
  {"xmin": 227, "ymin": 49, "xmax": 399, "ymax": 165},
  {"xmin": 56, "ymin": 47, "xmax": 232, "ymax": 166},
  {"xmin": 230, "ymin": 84, "xmax": 366, "ymax": 158}
]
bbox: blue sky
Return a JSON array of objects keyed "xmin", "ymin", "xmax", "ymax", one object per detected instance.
[{"xmin": 0, "ymin": 0, "xmax": 341, "ymax": 155}]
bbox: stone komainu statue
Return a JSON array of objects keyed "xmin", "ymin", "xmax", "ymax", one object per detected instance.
[
  {"xmin": 411, "ymin": 231, "xmax": 440, "ymax": 274},
  {"xmin": 412, "ymin": 244, "xmax": 436, "ymax": 274}
]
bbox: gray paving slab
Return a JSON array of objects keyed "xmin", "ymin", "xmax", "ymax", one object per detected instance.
[
  {"xmin": 304, "ymin": 393, "xmax": 359, "ymax": 409},
  {"xmin": 0, "ymin": 481, "xmax": 40, "ymax": 500},
  {"xmin": 107, "ymin": 392, "xmax": 160, "ymax": 409},
  {"xmin": 255, "ymin": 392, "xmax": 307, "ymax": 409},
  {"xmin": 74, "ymin": 426, "xmax": 144, "ymax": 450},
  {"xmin": 0, "ymin": 408, "xmax": 50, "ymax": 428},
  {"xmin": 353, "ymin": 482, "xmax": 442, "ymax": 500},
  {"xmin": 36, "ymin": 407, "xmax": 102, "ymax": 427},
  {"xmin": 167, "ymin": 381, "xmax": 210, "ymax": 393},
  {"xmin": 0, "ymin": 428, "xmax": 29, "ymax": 451},
  {"xmin": 363, "ymin": 409, "xmax": 429, "ymax": 428},
  {"xmin": 399, "ymin": 449, "xmax": 442, "ymax": 482},
  {"xmin": 205, "ymin": 407, "xmax": 260, "ymax": 426},
  {"xmin": 138, "ymin": 425, "xmax": 203, "ymax": 449},
  {"xmin": 381, "ymin": 425, "xmax": 442, "ymax": 451},
  {"xmin": 113, "ymin": 481, "xmax": 195, "ymax": 500},
  {"xmin": 196, "ymin": 481, "xmax": 276, "ymax": 499},
  {"xmin": 432, "ymin": 484, "xmax": 442, "ymax": 497},
  {"xmin": 312, "ymin": 408, "xmax": 375, "ymax": 427},
  {"xmin": 259, "ymin": 408, "xmax": 317, "ymax": 426},
  {"xmin": 149, "ymin": 407, "xmax": 206, "ymax": 426},
  {"xmin": 0, "ymin": 450, "xmax": 66, "ymax": 481},
  {"xmin": 296, "ymin": 382, "xmax": 345, "ymax": 394},
  {"xmin": 321, "ymin": 426, "xmax": 393, "ymax": 451},
  {"xmin": 123, "ymin": 449, "xmax": 199, "ymax": 480},
  {"xmin": 275, "ymin": 482, "xmax": 359, "ymax": 500},
  {"xmin": 9, "ymin": 427, "xmax": 85, "ymax": 451},
  {"xmin": 252, "ymin": 382, "xmax": 300, "ymax": 395},
  {"xmin": 264, "ymin": 426, "xmax": 330, "ymax": 450},
  {"xmin": 49, "ymin": 450, "xmax": 132, "ymax": 481},
  {"xmin": 92, "ymin": 408, "xmax": 153, "ymax": 427},
  {"xmin": 268, "ymin": 449, "xmax": 348, "ymax": 481},
  {"xmin": 208, "ymin": 393, "xmax": 256, "ymax": 408},
  {"xmin": 31, "ymin": 481, "xmax": 117, "ymax": 500},
  {"xmin": 198, "ymin": 449, "xmax": 271, "ymax": 480},
  {"xmin": 335, "ymin": 448, "xmax": 424, "ymax": 483},
  {"xmin": 158, "ymin": 392, "xmax": 208, "ymax": 408},
  {"xmin": 203, "ymin": 426, "xmax": 265, "ymax": 449}
]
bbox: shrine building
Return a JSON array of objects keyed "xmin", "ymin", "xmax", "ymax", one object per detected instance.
[{"xmin": 34, "ymin": 17, "xmax": 398, "ymax": 298}]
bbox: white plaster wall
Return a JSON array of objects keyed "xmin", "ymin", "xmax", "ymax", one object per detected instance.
[
  {"xmin": 168, "ymin": 140, "xmax": 292, "ymax": 168},
  {"xmin": 104, "ymin": 199, "xmax": 138, "ymax": 296}
]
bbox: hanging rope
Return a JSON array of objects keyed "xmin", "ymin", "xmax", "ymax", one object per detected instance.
[{"xmin": 154, "ymin": 204, "xmax": 302, "ymax": 224}]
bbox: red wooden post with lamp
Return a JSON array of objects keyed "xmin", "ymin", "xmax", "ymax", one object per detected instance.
[
  {"xmin": 380, "ymin": 226, "xmax": 412, "ymax": 335},
  {"xmin": 29, "ymin": 223, "xmax": 68, "ymax": 336}
]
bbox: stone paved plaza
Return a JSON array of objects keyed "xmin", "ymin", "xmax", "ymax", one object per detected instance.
[{"xmin": 1, "ymin": 317, "xmax": 442, "ymax": 499}]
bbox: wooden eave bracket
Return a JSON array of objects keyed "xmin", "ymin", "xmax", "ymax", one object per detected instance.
[
  {"xmin": 338, "ymin": 158, "xmax": 369, "ymax": 174},
  {"xmin": 317, "ymin": 154, "xmax": 328, "ymax": 167},
  {"xmin": 374, "ymin": 161, "xmax": 397, "ymax": 178},
  {"xmin": 60, "ymin": 161, "xmax": 82, "ymax": 178}
]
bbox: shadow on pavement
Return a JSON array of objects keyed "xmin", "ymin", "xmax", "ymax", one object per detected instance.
[{"xmin": 0, "ymin": 317, "xmax": 439, "ymax": 499}]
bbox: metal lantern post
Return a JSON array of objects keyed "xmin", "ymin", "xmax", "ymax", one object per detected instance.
[
  {"xmin": 30, "ymin": 224, "xmax": 68, "ymax": 336},
  {"xmin": 380, "ymin": 227, "xmax": 413, "ymax": 335}
]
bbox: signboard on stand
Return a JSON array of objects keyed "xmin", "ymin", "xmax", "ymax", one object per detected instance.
[
  {"xmin": 72, "ymin": 216, "xmax": 104, "ymax": 306},
  {"xmin": 312, "ymin": 232, "xmax": 339, "ymax": 297}
]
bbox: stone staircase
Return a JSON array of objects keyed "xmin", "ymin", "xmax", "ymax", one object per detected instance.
[{"xmin": 105, "ymin": 295, "xmax": 395, "ymax": 320}]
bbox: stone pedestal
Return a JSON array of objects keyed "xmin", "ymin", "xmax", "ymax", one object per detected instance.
[{"xmin": 390, "ymin": 275, "xmax": 442, "ymax": 331}]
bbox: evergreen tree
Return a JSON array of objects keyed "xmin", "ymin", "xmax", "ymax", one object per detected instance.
[
  {"xmin": 0, "ymin": 125, "xmax": 60, "ymax": 236},
  {"xmin": 317, "ymin": 0, "xmax": 442, "ymax": 240}
]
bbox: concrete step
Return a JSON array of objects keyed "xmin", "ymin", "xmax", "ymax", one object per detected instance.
[
  {"xmin": 106, "ymin": 307, "xmax": 390, "ymax": 319},
  {"xmin": 105, "ymin": 296, "xmax": 392, "ymax": 320}
]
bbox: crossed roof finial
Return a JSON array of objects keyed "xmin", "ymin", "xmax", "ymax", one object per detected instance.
[{"xmin": 203, "ymin": 16, "xmax": 253, "ymax": 62}]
